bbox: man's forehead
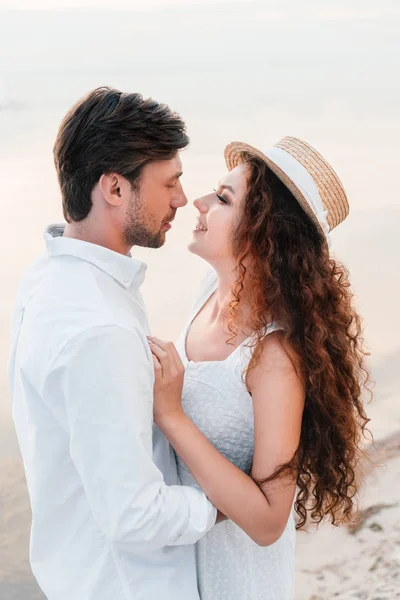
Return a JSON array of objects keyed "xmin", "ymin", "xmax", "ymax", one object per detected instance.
[
  {"xmin": 160, "ymin": 154, "xmax": 183, "ymax": 176},
  {"xmin": 144, "ymin": 155, "xmax": 183, "ymax": 179},
  {"xmin": 171, "ymin": 154, "xmax": 183, "ymax": 173}
]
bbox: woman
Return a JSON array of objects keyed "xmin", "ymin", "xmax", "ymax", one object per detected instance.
[{"xmin": 148, "ymin": 137, "xmax": 370, "ymax": 599}]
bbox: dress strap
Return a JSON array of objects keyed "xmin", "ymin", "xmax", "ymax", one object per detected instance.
[
  {"xmin": 189, "ymin": 268, "xmax": 218, "ymax": 318},
  {"xmin": 233, "ymin": 322, "xmax": 284, "ymax": 375}
]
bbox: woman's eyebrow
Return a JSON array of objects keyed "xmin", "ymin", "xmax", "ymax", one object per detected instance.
[{"xmin": 220, "ymin": 183, "xmax": 235, "ymax": 194}]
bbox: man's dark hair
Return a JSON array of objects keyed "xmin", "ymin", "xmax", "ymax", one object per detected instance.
[{"xmin": 53, "ymin": 86, "xmax": 189, "ymax": 222}]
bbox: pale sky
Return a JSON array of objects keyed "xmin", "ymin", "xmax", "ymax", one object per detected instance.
[
  {"xmin": 1, "ymin": 0, "xmax": 400, "ymax": 19},
  {"xmin": 1, "ymin": 0, "xmax": 251, "ymax": 9}
]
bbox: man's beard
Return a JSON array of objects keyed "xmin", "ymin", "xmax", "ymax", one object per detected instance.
[{"xmin": 123, "ymin": 192, "xmax": 169, "ymax": 249}]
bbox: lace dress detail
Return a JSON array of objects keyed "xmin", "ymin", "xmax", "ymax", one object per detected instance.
[{"xmin": 175, "ymin": 269, "xmax": 296, "ymax": 600}]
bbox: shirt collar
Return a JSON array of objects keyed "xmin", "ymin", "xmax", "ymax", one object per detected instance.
[{"xmin": 44, "ymin": 223, "xmax": 147, "ymax": 289}]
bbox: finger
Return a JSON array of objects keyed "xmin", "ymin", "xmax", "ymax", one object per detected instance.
[
  {"xmin": 147, "ymin": 337, "xmax": 177, "ymax": 354},
  {"xmin": 152, "ymin": 353, "xmax": 163, "ymax": 377},
  {"xmin": 148, "ymin": 338, "xmax": 179, "ymax": 370},
  {"xmin": 147, "ymin": 336, "xmax": 169, "ymax": 350},
  {"xmin": 148, "ymin": 338, "xmax": 186, "ymax": 384},
  {"xmin": 149, "ymin": 337, "xmax": 183, "ymax": 371},
  {"xmin": 148, "ymin": 340, "xmax": 168, "ymax": 360},
  {"xmin": 148, "ymin": 340, "xmax": 171, "ymax": 376}
]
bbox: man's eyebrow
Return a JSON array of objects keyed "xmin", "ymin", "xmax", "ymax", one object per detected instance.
[{"xmin": 168, "ymin": 171, "xmax": 183, "ymax": 180}]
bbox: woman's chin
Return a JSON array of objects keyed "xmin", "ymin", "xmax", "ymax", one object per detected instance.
[
  {"xmin": 188, "ymin": 236, "xmax": 205, "ymax": 258},
  {"xmin": 187, "ymin": 239, "xmax": 199, "ymax": 256}
]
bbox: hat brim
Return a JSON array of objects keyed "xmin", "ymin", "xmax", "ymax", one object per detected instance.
[{"xmin": 224, "ymin": 141, "xmax": 325, "ymax": 239}]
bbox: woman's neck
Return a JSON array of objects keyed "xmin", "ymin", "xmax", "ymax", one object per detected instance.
[{"xmin": 210, "ymin": 265, "xmax": 252, "ymax": 329}]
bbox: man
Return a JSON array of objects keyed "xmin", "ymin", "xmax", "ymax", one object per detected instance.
[{"xmin": 8, "ymin": 87, "xmax": 217, "ymax": 600}]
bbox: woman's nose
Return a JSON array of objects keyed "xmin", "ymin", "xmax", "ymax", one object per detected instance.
[{"xmin": 193, "ymin": 195, "xmax": 209, "ymax": 213}]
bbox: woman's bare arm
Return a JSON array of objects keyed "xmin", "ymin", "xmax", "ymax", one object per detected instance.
[{"xmin": 149, "ymin": 333, "xmax": 304, "ymax": 546}]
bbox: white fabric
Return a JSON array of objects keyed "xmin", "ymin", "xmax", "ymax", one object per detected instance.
[
  {"xmin": 264, "ymin": 145, "xmax": 332, "ymax": 248},
  {"xmin": 8, "ymin": 224, "xmax": 216, "ymax": 600},
  {"xmin": 175, "ymin": 269, "xmax": 296, "ymax": 600}
]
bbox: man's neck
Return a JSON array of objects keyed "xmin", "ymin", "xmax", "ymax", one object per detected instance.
[{"xmin": 63, "ymin": 222, "xmax": 130, "ymax": 255}]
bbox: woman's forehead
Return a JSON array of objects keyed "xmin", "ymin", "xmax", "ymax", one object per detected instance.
[{"xmin": 219, "ymin": 163, "xmax": 249, "ymax": 195}]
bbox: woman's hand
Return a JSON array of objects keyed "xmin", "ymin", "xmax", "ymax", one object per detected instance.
[{"xmin": 147, "ymin": 336, "xmax": 185, "ymax": 427}]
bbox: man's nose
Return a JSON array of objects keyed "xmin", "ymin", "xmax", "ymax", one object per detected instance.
[{"xmin": 172, "ymin": 180, "xmax": 188, "ymax": 208}]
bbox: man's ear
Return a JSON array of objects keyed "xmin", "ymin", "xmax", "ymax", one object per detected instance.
[{"xmin": 99, "ymin": 173, "xmax": 125, "ymax": 207}]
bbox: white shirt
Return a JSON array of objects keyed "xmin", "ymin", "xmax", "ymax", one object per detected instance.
[{"xmin": 8, "ymin": 224, "xmax": 216, "ymax": 600}]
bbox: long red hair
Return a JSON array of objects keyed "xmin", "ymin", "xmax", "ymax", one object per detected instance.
[{"xmin": 228, "ymin": 155, "xmax": 370, "ymax": 529}]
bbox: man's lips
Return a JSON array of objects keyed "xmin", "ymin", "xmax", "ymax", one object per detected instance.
[{"xmin": 162, "ymin": 215, "xmax": 176, "ymax": 230}]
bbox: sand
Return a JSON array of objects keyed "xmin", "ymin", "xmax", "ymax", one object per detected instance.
[{"xmin": 295, "ymin": 432, "xmax": 400, "ymax": 599}]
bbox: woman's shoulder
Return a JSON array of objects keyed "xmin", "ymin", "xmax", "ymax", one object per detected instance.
[{"xmin": 247, "ymin": 330, "xmax": 304, "ymax": 391}]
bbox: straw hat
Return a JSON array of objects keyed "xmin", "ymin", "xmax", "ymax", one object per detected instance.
[{"xmin": 224, "ymin": 136, "xmax": 349, "ymax": 243}]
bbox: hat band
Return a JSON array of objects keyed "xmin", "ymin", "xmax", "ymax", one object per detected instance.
[{"xmin": 263, "ymin": 146, "xmax": 332, "ymax": 248}]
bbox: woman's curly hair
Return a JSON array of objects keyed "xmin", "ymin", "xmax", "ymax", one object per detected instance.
[{"xmin": 227, "ymin": 154, "xmax": 370, "ymax": 529}]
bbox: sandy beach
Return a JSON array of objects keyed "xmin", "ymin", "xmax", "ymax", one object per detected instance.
[
  {"xmin": 296, "ymin": 439, "xmax": 400, "ymax": 598},
  {"xmin": 295, "ymin": 374, "xmax": 400, "ymax": 599}
]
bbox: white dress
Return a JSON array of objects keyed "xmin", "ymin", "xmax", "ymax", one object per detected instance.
[{"xmin": 175, "ymin": 269, "xmax": 296, "ymax": 600}]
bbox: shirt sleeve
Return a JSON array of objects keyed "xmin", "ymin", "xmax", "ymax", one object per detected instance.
[{"xmin": 44, "ymin": 325, "xmax": 216, "ymax": 552}]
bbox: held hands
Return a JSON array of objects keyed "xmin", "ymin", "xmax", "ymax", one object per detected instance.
[{"xmin": 147, "ymin": 336, "xmax": 185, "ymax": 427}]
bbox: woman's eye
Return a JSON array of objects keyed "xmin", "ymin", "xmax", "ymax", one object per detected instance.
[{"xmin": 214, "ymin": 189, "xmax": 228, "ymax": 204}]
